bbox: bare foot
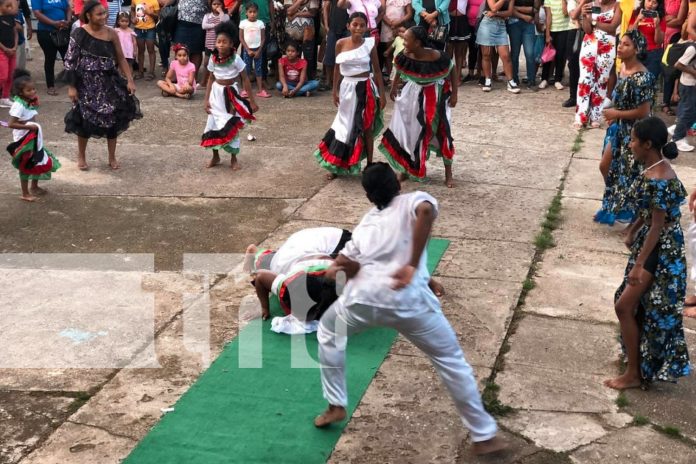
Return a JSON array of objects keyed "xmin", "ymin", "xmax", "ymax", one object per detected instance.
[
  {"xmin": 77, "ymin": 163, "xmax": 89, "ymax": 171},
  {"xmin": 206, "ymin": 156, "xmax": 221, "ymax": 168},
  {"xmin": 428, "ymin": 278, "xmax": 445, "ymax": 297},
  {"xmin": 230, "ymin": 159, "xmax": 241, "ymax": 171},
  {"xmin": 326, "ymin": 172, "xmax": 337, "ymax": 180},
  {"xmin": 314, "ymin": 405, "xmax": 347, "ymax": 428},
  {"xmin": 30, "ymin": 186, "xmax": 47, "ymax": 196},
  {"xmin": 685, "ymin": 295, "xmax": 696, "ymax": 306},
  {"xmin": 109, "ymin": 160, "xmax": 120, "ymax": 170},
  {"xmin": 246, "ymin": 244, "xmax": 258, "ymax": 254},
  {"xmin": 261, "ymin": 308, "xmax": 270, "ymax": 321},
  {"xmin": 20, "ymin": 194, "xmax": 38, "ymax": 202},
  {"xmin": 684, "ymin": 306, "xmax": 696, "ymax": 318},
  {"xmin": 604, "ymin": 373, "xmax": 642, "ymax": 390},
  {"xmin": 471, "ymin": 436, "xmax": 507, "ymax": 455},
  {"xmin": 445, "ymin": 177, "xmax": 454, "ymax": 188}
]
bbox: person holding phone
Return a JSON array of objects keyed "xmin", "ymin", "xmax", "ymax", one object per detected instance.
[
  {"xmin": 573, "ymin": 0, "xmax": 621, "ymax": 128},
  {"xmin": 628, "ymin": 0, "xmax": 666, "ymax": 83}
]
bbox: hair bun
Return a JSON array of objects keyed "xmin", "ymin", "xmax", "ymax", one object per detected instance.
[
  {"xmin": 12, "ymin": 68, "xmax": 30, "ymax": 80},
  {"xmin": 662, "ymin": 141, "xmax": 679, "ymax": 160}
]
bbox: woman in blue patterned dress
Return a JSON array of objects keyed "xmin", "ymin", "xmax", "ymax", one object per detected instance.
[
  {"xmin": 606, "ymin": 116, "xmax": 691, "ymax": 390},
  {"xmin": 594, "ymin": 30, "xmax": 654, "ymax": 225}
]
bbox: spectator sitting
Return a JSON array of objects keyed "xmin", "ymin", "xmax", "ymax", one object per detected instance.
[{"xmin": 276, "ymin": 40, "xmax": 319, "ymax": 96}]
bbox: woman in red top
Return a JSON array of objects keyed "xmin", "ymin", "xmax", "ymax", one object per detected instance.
[
  {"xmin": 628, "ymin": 0, "xmax": 666, "ymax": 84},
  {"xmin": 275, "ymin": 40, "xmax": 320, "ymax": 96}
]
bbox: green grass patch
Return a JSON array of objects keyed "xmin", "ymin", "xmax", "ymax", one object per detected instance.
[
  {"xmin": 66, "ymin": 391, "xmax": 92, "ymax": 414},
  {"xmin": 522, "ymin": 279, "xmax": 535, "ymax": 292},
  {"xmin": 482, "ymin": 382, "xmax": 513, "ymax": 416},
  {"xmin": 534, "ymin": 229, "xmax": 555, "ymax": 250},
  {"xmin": 571, "ymin": 133, "xmax": 584, "ymax": 153},
  {"xmin": 632, "ymin": 415, "xmax": 649, "ymax": 426},
  {"xmin": 656, "ymin": 425, "xmax": 683, "ymax": 439},
  {"xmin": 615, "ymin": 392, "xmax": 629, "ymax": 408}
]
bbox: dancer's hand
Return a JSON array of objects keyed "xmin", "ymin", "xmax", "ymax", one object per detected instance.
[
  {"xmin": 627, "ymin": 264, "xmax": 643, "ymax": 286},
  {"xmin": 449, "ymin": 93, "xmax": 457, "ymax": 108},
  {"xmin": 380, "ymin": 96, "xmax": 386, "ymax": 110},
  {"xmin": 390, "ymin": 86, "xmax": 397, "ymax": 101},
  {"xmin": 127, "ymin": 80, "xmax": 136, "ymax": 95},
  {"xmin": 391, "ymin": 264, "xmax": 416, "ymax": 290},
  {"xmin": 333, "ymin": 91, "xmax": 339, "ymax": 107},
  {"xmin": 205, "ymin": 100, "xmax": 212, "ymax": 114},
  {"xmin": 250, "ymin": 100, "xmax": 259, "ymax": 113},
  {"xmin": 68, "ymin": 86, "xmax": 78, "ymax": 103}
]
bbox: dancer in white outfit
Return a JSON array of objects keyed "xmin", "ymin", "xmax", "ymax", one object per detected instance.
[{"xmin": 313, "ymin": 162, "xmax": 504, "ymax": 455}]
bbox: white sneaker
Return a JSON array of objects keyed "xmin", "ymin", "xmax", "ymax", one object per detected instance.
[
  {"xmin": 0, "ymin": 98, "xmax": 12, "ymax": 108},
  {"xmin": 538, "ymin": 80, "xmax": 548, "ymax": 89},
  {"xmin": 507, "ymin": 80, "xmax": 521, "ymax": 94},
  {"xmin": 668, "ymin": 124, "xmax": 676, "ymax": 136},
  {"xmin": 554, "ymin": 81, "xmax": 564, "ymax": 90},
  {"xmin": 675, "ymin": 139, "xmax": 695, "ymax": 152},
  {"xmin": 482, "ymin": 79, "xmax": 492, "ymax": 92}
]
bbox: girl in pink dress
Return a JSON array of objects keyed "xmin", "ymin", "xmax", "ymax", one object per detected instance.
[
  {"xmin": 115, "ymin": 12, "xmax": 137, "ymax": 70},
  {"xmin": 157, "ymin": 43, "xmax": 197, "ymax": 98}
]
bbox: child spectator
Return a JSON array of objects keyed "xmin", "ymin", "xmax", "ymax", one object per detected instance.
[
  {"xmin": 276, "ymin": 40, "xmax": 318, "ymax": 96},
  {"xmin": 239, "ymin": 2, "xmax": 271, "ymax": 97},
  {"xmin": 383, "ymin": 24, "xmax": 406, "ymax": 81},
  {"xmin": 158, "ymin": 43, "xmax": 196, "ymax": 97},
  {"xmin": 131, "ymin": 0, "xmax": 160, "ymax": 80},
  {"xmin": 0, "ymin": 0, "xmax": 17, "ymax": 108},
  {"xmin": 115, "ymin": 12, "xmax": 137, "ymax": 71},
  {"xmin": 672, "ymin": 39, "xmax": 696, "ymax": 151},
  {"xmin": 201, "ymin": 0, "xmax": 230, "ymax": 87},
  {"xmin": 7, "ymin": 70, "xmax": 61, "ymax": 202}
]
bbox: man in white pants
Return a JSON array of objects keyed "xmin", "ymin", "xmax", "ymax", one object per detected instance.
[{"xmin": 314, "ymin": 163, "xmax": 504, "ymax": 455}]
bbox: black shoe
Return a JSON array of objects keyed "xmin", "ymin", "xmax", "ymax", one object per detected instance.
[
  {"xmin": 478, "ymin": 76, "xmax": 485, "ymax": 86},
  {"xmin": 561, "ymin": 98, "xmax": 576, "ymax": 108}
]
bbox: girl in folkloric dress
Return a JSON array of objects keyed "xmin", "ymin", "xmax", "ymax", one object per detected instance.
[
  {"xmin": 607, "ymin": 116, "xmax": 690, "ymax": 390},
  {"xmin": 379, "ymin": 26, "xmax": 457, "ymax": 187},
  {"xmin": 313, "ymin": 12, "xmax": 385, "ymax": 179},
  {"xmin": 201, "ymin": 21, "xmax": 259, "ymax": 170},
  {"xmin": 574, "ymin": 0, "xmax": 621, "ymax": 129},
  {"xmin": 594, "ymin": 30, "xmax": 654, "ymax": 225}
]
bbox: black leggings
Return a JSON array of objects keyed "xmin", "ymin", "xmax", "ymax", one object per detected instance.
[
  {"xmin": 37, "ymin": 30, "xmax": 68, "ymax": 88},
  {"xmin": 541, "ymin": 29, "xmax": 571, "ymax": 83}
]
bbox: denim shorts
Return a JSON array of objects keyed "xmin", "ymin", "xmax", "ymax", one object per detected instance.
[
  {"xmin": 242, "ymin": 47, "xmax": 264, "ymax": 77},
  {"xmin": 135, "ymin": 28, "xmax": 156, "ymax": 41},
  {"xmin": 476, "ymin": 16, "xmax": 509, "ymax": 47}
]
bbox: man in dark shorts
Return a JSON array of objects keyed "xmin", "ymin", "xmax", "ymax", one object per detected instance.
[{"xmin": 321, "ymin": 0, "xmax": 348, "ymax": 89}]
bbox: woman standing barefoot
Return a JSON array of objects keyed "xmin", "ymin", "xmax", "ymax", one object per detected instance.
[
  {"xmin": 314, "ymin": 12, "xmax": 386, "ymax": 179},
  {"xmin": 64, "ymin": 0, "xmax": 141, "ymax": 170},
  {"xmin": 379, "ymin": 26, "xmax": 457, "ymax": 187},
  {"xmin": 607, "ymin": 116, "xmax": 690, "ymax": 390}
]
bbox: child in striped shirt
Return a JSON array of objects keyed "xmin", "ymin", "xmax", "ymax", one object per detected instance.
[{"xmin": 201, "ymin": 0, "xmax": 230, "ymax": 86}]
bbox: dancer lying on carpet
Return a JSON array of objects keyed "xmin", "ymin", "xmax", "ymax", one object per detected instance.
[
  {"xmin": 247, "ymin": 226, "xmax": 445, "ymax": 322},
  {"xmin": 312, "ymin": 163, "xmax": 504, "ymax": 456}
]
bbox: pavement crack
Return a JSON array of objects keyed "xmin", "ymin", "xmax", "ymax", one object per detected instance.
[{"xmin": 65, "ymin": 420, "xmax": 138, "ymax": 441}]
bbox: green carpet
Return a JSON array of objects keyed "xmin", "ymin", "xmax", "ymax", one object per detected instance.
[{"xmin": 125, "ymin": 238, "xmax": 450, "ymax": 464}]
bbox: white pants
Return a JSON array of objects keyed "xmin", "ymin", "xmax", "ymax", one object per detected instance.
[{"xmin": 317, "ymin": 299, "xmax": 498, "ymax": 442}]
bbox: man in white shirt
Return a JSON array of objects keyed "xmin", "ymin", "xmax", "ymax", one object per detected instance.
[
  {"xmin": 313, "ymin": 163, "xmax": 504, "ymax": 456},
  {"xmin": 673, "ymin": 42, "xmax": 696, "ymax": 152}
]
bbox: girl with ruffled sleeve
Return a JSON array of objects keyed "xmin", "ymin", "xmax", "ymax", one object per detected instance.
[
  {"xmin": 607, "ymin": 116, "xmax": 691, "ymax": 391},
  {"xmin": 379, "ymin": 25, "xmax": 456, "ymax": 187}
]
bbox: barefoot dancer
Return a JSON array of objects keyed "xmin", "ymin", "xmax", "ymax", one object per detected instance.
[
  {"xmin": 201, "ymin": 21, "xmax": 258, "ymax": 170},
  {"xmin": 63, "ymin": 0, "xmax": 141, "ymax": 171},
  {"xmin": 313, "ymin": 12, "xmax": 385, "ymax": 180},
  {"xmin": 606, "ymin": 117, "xmax": 691, "ymax": 390},
  {"xmin": 379, "ymin": 26, "xmax": 457, "ymax": 188},
  {"xmin": 314, "ymin": 163, "xmax": 503, "ymax": 456},
  {"xmin": 6, "ymin": 69, "xmax": 60, "ymax": 202}
]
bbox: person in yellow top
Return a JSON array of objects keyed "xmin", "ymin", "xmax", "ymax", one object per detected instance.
[
  {"xmin": 615, "ymin": 0, "xmax": 634, "ymax": 69},
  {"xmin": 131, "ymin": 0, "xmax": 160, "ymax": 80}
]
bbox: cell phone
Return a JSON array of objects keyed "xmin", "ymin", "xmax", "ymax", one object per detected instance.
[
  {"xmin": 591, "ymin": 6, "xmax": 601, "ymax": 14},
  {"xmin": 642, "ymin": 9, "xmax": 658, "ymax": 17}
]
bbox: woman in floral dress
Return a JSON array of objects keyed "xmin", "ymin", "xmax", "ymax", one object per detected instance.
[
  {"xmin": 574, "ymin": 0, "xmax": 621, "ymax": 129},
  {"xmin": 594, "ymin": 30, "xmax": 654, "ymax": 225},
  {"xmin": 607, "ymin": 116, "xmax": 690, "ymax": 390},
  {"xmin": 64, "ymin": 0, "xmax": 141, "ymax": 170}
]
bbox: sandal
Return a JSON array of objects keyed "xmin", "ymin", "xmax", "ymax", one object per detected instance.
[
  {"xmin": 47, "ymin": 87, "xmax": 58, "ymax": 96},
  {"xmin": 662, "ymin": 105, "xmax": 675, "ymax": 116},
  {"xmin": 134, "ymin": 73, "xmax": 144, "ymax": 80},
  {"xmin": 145, "ymin": 73, "xmax": 155, "ymax": 81}
]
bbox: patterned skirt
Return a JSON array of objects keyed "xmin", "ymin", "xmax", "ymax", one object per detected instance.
[
  {"xmin": 314, "ymin": 76, "xmax": 383, "ymax": 176},
  {"xmin": 7, "ymin": 124, "xmax": 61, "ymax": 181},
  {"xmin": 201, "ymin": 82, "xmax": 255, "ymax": 154},
  {"xmin": 379, "ymin": 79, "xmax": 454, "ymax": 180}
]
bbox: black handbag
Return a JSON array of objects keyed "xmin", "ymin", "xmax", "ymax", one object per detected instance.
[
  {"xmin": 427, "ymin": 23, "xmax": 448, "ymax": 49},
  {"xmin": 158, "ymin": 0, "xmax": 178, "ymax": 35},
  {"xmin": 49, "ymin": 27, "xmax": 70, "ymax": 49}
]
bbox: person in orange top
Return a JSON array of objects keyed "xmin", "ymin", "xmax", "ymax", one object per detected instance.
[{"xmin": 131, "ymin": 0, "xmax": 159, "ymax": 80}]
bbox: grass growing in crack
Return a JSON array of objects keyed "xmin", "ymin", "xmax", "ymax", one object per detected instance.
[
  {"xmin": 615, "ymin": 392, "xmax": 629, "ymax": 408},
  {"xmin": 66, "ymin": 391, "xmax": 92, "ymax": 414},
  {"xmin": 656, "ymin": 425, "xmax": 683, "ymax": 438},
  {"xmin": 482, "ymin": 382, "xmax": 513, "ymax": 416},
  {"xmin": 632, "ymin": 415, "xmax": 649, "ymax": 426},
  {"xmin": 534, "ymin": 229, "xmax": 555, "ymax": 250},
  {"xmin": 522, "ymin": 279, "xmax": 535, "ymax": 292},
  {"xmin": 571, "ymin": 133, "xmax": 584, "ymax": 153}
]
